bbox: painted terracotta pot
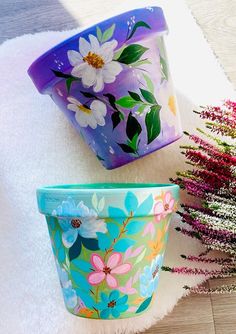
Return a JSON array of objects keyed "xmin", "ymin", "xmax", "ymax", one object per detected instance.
[
  {"xmin": 28, "ymin": 7, "xmax": 182, "ymax": 169},
  {"xmin": 37, "ymin": 183, "xmax": 179, "ymax": 319}
]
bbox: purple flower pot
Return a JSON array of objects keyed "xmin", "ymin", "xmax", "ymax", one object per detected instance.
[{"xmin": 28, "ymin": 7, "xmax": 182, "ymax": 169}]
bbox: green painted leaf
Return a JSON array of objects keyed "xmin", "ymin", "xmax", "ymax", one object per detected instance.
[
  {"xmin": 97, "ymin": 154, "xmax": 104, "ymax": 161},
  {"xmin": 102, "ymin": 24, "xmax": 116, "ymax": 42},
  {"xmin": 136, "ymin": 296, "xmax": 152, "ymax": 313},
  {"xmin": 92, "ymin": 193, "xmax": 98, "ymax": 210},
  {"xmin": 116, "ymin": 44, "xmax": 148, "ymax": 65},
  {"xmin": 113, "ymin": 45, "xmax": 126, "ymax": 60},
  {"xmin": 66, "ymin": 77, "xmax": 78, "ymax": 93},
  {"xmin": 140, "ymin": 89, "xmax": 157, "ymax": 104},
  {"xmin": 107, "ymin": 223, "xmax": 120, "ymax": 239},
  {"xmin": 119, "ymin": 112, "xmax": 125, "ymax": 120},
  {"xmin": 128, "ymin": 91, "xmax": 142, "ymax": 102},
  {"xmin": 71, "ymin": 270, "xmax": 90, "ymax": 290},
  {"xmin": 51, "ymin": 69, "xmax": 73, "ymax": 79},
  {"xmin": 114, "ymin": 238, "xmax": 136, "ymax": 252},
  {"xmin": 134, "ymin": 248, "xmax": 147, "ymax": 265},
  {"xmin": 136, "ymin": 194, "xmax": 154, "ymax": 216},
  {"xmin": 96, "ymin": 232, "xmax": 112, "ymax": 251},
  {"xmin": 69, "ymin": 235, "xmax": 82, "ymax": 261},
  {"xmin": 76, "ymin": 289, "xmax": 94, "ymax": 307},
  {"xmin": 111, "ymin": 112, "xmax": 121, "ymax": 129},
  {"xmin": 126, "ymin": 112, "xmax": 142, "ymax": 141},
  {"xmin": 96, "ymin": 26, "xmax": 103, "ymax": 42},
  {"xmin": 98, "ymin": 197, "xmax": 105, "ymax": 212},
  {"xmin": 108, "ymin": 207, "xmax": 126, "ymax": 218},
  {"xmin": 58, "ymin": 247, "xmax": 66, "ymax": 262},
  {"xmin": 143, "ymin": 74, "xmax": 154, "ymax": 94},
  {"xmin": 160, "ymin": 56, "xmax": 168, "ymax": 81},
  {"xmin": 125, "ymin": 191, "xmax": 138, "ymax": 213},
  {"xmin": 104, "ymin": 93, "xmax": 118, "ymax": 110},
  {"xmin": 130, "ymin": 59, "xmax": 152, "ymax": 67},
  {"xmin": 137, "ymin": 104, "xmax": 146, "ymax": 114},
  {"xmin": 116, "ymin": 96, "xmax": 139, "ymax": 108},
  {"xmin": 72, "ymin": 259, "xmax": 91, "ymax": 272},
  {"xmin": 80, "ymin": 91, "xmax": 97, "ymax": 98},
  {"xmin": 117, "ymin": 143, "xmax": 136, "ymax": 154},
  {"xmin": 145, "ymin": 105, "xmax": 161, "ymax": 144},
  {"xmin": 126, "ymin": 220, "xmax": 145, "ymax": 235},
  {"xmin": 81, "ymin": 237, "xmax": 99, "ymax": 251},
  {"xmin": 127, "ymin": 21, "xmax": 151, "ymax": 40},
  {"xmin": 128, "ymin": 133, "xmax": 139, "ymax": 151}
]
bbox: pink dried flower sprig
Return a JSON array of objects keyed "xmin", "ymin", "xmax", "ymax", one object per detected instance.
[{"xmin": 169, "ymin": 100, "xmax": 236, "ymax": 294}]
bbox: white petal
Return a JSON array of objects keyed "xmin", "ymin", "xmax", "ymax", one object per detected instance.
[
  {"xmin": 80, "ymin": 217, "xmax": 107, "ymax": 238},
  {"xmin": 81, "ymin": 66, "xmax": 97, "ymax": 87},
  {"xmin": 100, "ymin": 40, "xmax": 118, "ymax": 62},
  {"xmin": 71, "ymin": 63, "xmax": 87, "ymax": 78},
  {"xmin": 89, "ymin": 34, "xmax": 100, "ymax": 53},
  {"xmin": 79, "ymin": 37, "xmax": 91, "ymax": 57},
  {"xmin": 67, "ymin": 50, "xmax": 82, "ymax": 66},
  {"xmin": 87, "ymin": 115, "xmax": 97, "ymax": 129},
  {"xmin": 75, "ymin": 112, "xmax": 89, "ymax": 127},
  {"xmin": 93, "ymin": 72, "xmax": 104, "ymax": 92},
  {"xmin": 67, "ymin": 103, "xmax": 79, "ymax": 113},
  {"xmin": 104, "ymin": 61, "xmax": 122, "ymax": 76},
  {"xmin": 91, "ymin": 100, "xmax": 107, "ymax": 116},
  {"xmin": 67, "ymin": 96, "xmax": 80, "ymax": 105}
]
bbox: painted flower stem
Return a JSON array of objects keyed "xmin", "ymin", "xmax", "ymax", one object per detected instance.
[{"xmin": 104, "ymin": 212, "xmax": 134, "ymax": 262}]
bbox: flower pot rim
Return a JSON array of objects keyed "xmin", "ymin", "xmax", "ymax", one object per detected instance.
[
  {"xmin": 27, "ymin": 6, "xmax": 168, "ymax": 93},
  {"xmin": 37, "ymin": 183, "xmax": 179, "ymax": 217},
  {"xmin": 37, "ymin": 182, "xmax": 179, "ymax": 194}
]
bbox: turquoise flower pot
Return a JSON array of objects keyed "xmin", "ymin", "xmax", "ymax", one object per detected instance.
[{"xmin": 37, "ymin": 183, "xmax": 179, "ymax": 319}]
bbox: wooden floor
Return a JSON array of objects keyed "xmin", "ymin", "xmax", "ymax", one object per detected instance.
[{"xmin": 1, "ymin": 1, "xmax": 236, "ymax": 333}]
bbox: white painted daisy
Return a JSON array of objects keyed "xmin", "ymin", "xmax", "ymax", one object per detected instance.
[
  {"xmin": 67, "ymin": 96, "xmax": 107, "ymax": 129},
  {"xmin": 67, "ymin": 35, "xmax": 122, "ymax": 92}
]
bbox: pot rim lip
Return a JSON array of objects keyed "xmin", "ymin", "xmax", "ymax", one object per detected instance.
[
  {"xmin": 37, "ymin": 182, "xmax": 179, "ymax": 195},
  {"xmin": 27, "ymin": 6, "xmax": 168, "ymax": 93}
]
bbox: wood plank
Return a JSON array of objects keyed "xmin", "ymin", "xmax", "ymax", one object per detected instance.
[
  {"xmin": 145, "ymin": 283, "xmax": 215, "ymax": 334},
  {"xmin": 209, "ymin": 278, "xmax": 236, "ymax": 334}
]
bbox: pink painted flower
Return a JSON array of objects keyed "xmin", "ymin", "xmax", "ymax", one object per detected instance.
[
  {"xmin": 88, "ymin": 253, "xmax": 131, "ymax": 288},
  {"xmin": 154, "ymin": 192, "xmax": 175, "ymax": 222}
]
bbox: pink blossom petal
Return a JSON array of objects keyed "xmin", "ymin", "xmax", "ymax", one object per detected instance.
[
  {"xmin": 142, "ymin": 222, "xmax": 155, "ymax": 237},
  {"xmin": 107, "ymin": 252, "xmax": 122, "ymax": 269},
  {"xmin": 169, "ymin": 198, "xmax": 175, "ymax": 211},
  {"xmin": 154, "ymin": 201, "xmax": 164, "ymax": 215},
  {"xmin": 128, "ymin": 306, "xmax": 138, "ymax": 313},
  {"xmin": 164, "ymin": 192, "xmax": 172, "ymax": 204},
  {"xmin": 111, "ymin": 263, "xmax": 131, "ymax": 274},
  {"xmin": 91, "ymin": 253, "xmax": 105, "ymax": 271},
  {"xmin": 127, "ymin": 287, "xmax": 137, "ymax": 295},
  {"xmin": 124, "ymin": 246, "xmax": 133, "ymax": 261},
  {"xmin": 131, "ymin": 245, "xmax": 144, "ymax": 258},
  {"xmin": 106, "ymin": 274, "xmax": 118, "ymax": 288},
  {"xmin": 155, "ymin": 214, "xmax": 162, "ymax": 223},
  {"xmin": 133, "ymin": 269, "xmax": 141, "ymax": 283},
  {"xmin": 126, "ymin": 277, "xmax": 133, "ymax": 288},
  {"xmin": 88, "ymin": 271, "xmax": 105, "ymax": 285},
  {"xmin": 118, "ymin": 287, "xmax": 126, "ymax": 294}
]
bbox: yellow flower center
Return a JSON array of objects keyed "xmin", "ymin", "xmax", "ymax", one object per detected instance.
[
  {"xmin": 78, "ymin": 104, "xmax": 91, "ymax": 114},
  {"xmin": 168, "ymin": 95, "xmax": 177, "ymax": 115},
  {"xmin": 83, "ymin": 51, "xmax": 105, "ymax": 69}
]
